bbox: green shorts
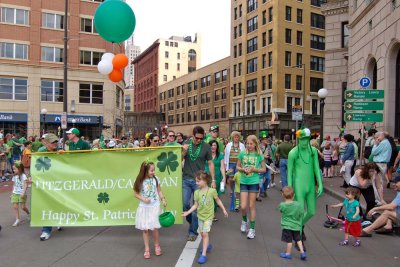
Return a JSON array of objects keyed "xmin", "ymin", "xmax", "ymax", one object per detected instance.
[
  {"xmin": 11, "ymin": 193, "xmax": 26, "ymax": 203},
  {"xmin": 198, "ymin": 219, "xmax": 213, "ymax": 233}
]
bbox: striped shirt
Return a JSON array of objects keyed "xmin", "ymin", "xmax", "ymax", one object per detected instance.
[{"xmin": 323, "ymin": 148, "xmax": 332, "ymax": 162}]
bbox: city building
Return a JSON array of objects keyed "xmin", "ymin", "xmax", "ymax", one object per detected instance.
[
  {"xmin": 159, "ymin": 57, "xmax": 230, "ymax": 137},
  {"xmin": 230, "ymin": 0, "xmax": 325, "ymax": 138},
  {"xmin": 124, "ymin": 35, "xmax": 141, "ymax": 88},
  {"xmin": 322, "ymin": 0, "xmax": 400, "ymax": 138},
  {"xmin": 132, "ymin": 34, "xmax": 201, "ymax": 112},
  {"xmin": 0, "ymin": 0, "xmax": 125, "ymax": 139}
]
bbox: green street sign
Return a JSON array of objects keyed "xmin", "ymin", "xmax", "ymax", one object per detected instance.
[
  {"xmin": 345, "ymin": 90, "xmax": 384, "ymax": 99},
  {"xmin": 344, "ymin": 101, "xmax": 384, "ymax": 111},
  {"xmin": 344, "ymin": 113, "xmax": 383, "ymax": 122}
]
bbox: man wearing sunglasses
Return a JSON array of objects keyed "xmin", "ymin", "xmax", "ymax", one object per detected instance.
[
  {"xmin": 164, "ymin": 130, "xmax": 180, "ymax": 146},
  {"xmin": 204, "ymin": 125, "xmax": 225, "ymax": 154},
  {"xmin": 182, "ymin": 126, "xmax": 215, "ymax": 241}
]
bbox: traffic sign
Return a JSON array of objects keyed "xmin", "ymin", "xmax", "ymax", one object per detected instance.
[
  {"xmin": 344, "ymin": 113, "xmax": 383, "ymax": 122},
  {"xmin": 344, "ymin": 101, "xmax": 384, "ymax": 111},
  {"xmin": 345, "ymin": 90, "xmax": 384, "ymax": 99},
  {"xmin": 61, "ymin": 112, "xmax": 67, "ymax": 129},
  {"xmin": 359, "ymin": 77, "xmax": 371, "ymax": 88},
  {"xmin": 292, "ymin": 105, "xmax": 303, "ymax": 120}
]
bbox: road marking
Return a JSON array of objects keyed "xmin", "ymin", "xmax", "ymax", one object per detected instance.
[{"xmin": 175, "ymin": 236, "xmax": 201, "ymax": 267}]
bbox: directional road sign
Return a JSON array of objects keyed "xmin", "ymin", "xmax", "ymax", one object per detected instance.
[
  {"xmin": 292, "ymin": 105, "xmax": 303, "ymax": 120},
  {"xmin": 345, "ymin": 90, "xmax": 384, "ymax": 100},
  {"xmin": 359, "ymin": 77, "xmax": 371, "ymax": 88},
  {"xmin": 344, "ymin": 101, "xmax": 384, "ymax": 111},
  {"xmin": 344, "ymin": 113, "xmax": 383, "ymax": 122}
]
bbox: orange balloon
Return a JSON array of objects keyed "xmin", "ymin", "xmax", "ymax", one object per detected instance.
[
  {"xmin": 109, "ymin": 68, "xmax": 123, "ymax": 82},
  {"xmin": 112, "ymin": 54, "xmax": 129, "ymax": 69}
]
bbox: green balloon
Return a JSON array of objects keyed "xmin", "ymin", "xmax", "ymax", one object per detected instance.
[{"xmin": 94, "ymin": 0, "xmax": 136, "ymax": 43}]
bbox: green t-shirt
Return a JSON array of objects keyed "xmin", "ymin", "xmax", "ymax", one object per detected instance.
[
  {"xmin": 238, "ymin": 151, "xmax": 264, "ymax": 185},
  {"xmin": 38, "ymin": 146, "xmax": 49, "ymax": 152},
  {"xmin": 344, "ymin": 199, "xmax": 360, "ymax": 222},
  {"xmin": 279, "ymin": 201, "xmax": 304, "ymax": 231},
  {"xmin": 194, "ymin": 187, "xmax": 218, "ymax": 221},
  {"xmin": 276, "ymin": 142, "xmax": 293, "ymax": 159},
  {"xmin": 31, "ymin": 140, "xmax": 43, "ymax": 152},
  {"xmin": 19, "ymin": 137, "xmax": 27, "ymax": 144},
  {"xmin": 12, "ymin": 138, "xmax": 21, "ymax": 156},
  {"xmin": 68, "ymin": 139, "xmax": 91, "ymax": 151},
  {"xmin": 6, "ymin": 140, "xmax": 13, "ymax": 158},
  {"xmin": 183, "ymin": 140, "xmax": 212, "ymax": 180},
  {"xmin": 164, "ymin": 141, "xmax": 181, "ymax": 147}
]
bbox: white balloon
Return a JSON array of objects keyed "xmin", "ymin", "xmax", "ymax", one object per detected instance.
[
  {"xmin": 97, "ymin": 60, "xmax": 113, "ymax": 75},
  {"xmin": 101, "ymin": 53, "xmax": 115, "ymax": 61}
]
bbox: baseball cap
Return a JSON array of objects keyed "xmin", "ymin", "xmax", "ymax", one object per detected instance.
[
  {"xmin": 43, "ymin": 133, "xmax": 59, "ymax": 143},
  {"xmin": 66, "ymin": 128, "xmax": 80, "ymax": 136},
  {"xmin": 108, "ymin": 140, "xmax": 116, "ymax": 148},
  {"xmin": 210, "ymin": 125, "xmax": 219, "ymax": 131}
]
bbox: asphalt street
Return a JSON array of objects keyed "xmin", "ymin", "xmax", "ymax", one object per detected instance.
[{"xmin": 0, "ymin": 183, "xmax": 399, "ymax": 267}]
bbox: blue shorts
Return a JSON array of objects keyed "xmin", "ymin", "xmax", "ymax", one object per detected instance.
[
  {"xmin": 227, "ymin": 163, "xmax": 237, "ymax": 176},
  {"xmin": 324, "ymin": 161, "xmax": 332, "ymax": 168},
  {"xmin": 240, "ymin": 183, "xmax": 259, "ymax": 193}
]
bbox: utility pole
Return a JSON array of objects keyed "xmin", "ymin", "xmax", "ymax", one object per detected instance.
[{"xmin": 62, "ymin": 0, "xmax": 69, "ymax": 146}]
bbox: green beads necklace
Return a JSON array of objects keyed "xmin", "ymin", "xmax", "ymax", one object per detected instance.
[{"xmin": 189, "ymin": 139, "xmax": 202, "ymax": 161}]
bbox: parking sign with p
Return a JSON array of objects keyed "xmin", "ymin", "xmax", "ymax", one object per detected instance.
[{"xmin": 359, "ymin": 77, "xmax": 371, "ymax": 88}]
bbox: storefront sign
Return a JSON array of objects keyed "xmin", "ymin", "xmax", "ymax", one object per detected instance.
[
  {"xmin": 42, "ymin": 114, "xmax": 102, "ymax": 124},
  {"xmin": 0, "ymin": 113, "xmax": 28, "ymax": 122},
  {"xmin": 31, "ymin": 147, "xmax": 183, "ymax": 226}
]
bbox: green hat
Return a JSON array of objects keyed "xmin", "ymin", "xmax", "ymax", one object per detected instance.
[
  {"xmin": 210, "ymin": 125, "xmax": 219, "ymax": 131},
  {"xmin": 259, "ymin": 130, "xmax": 268, "ymax": 139},
  {"xmin": 66, "ymin": 128, "xmax": 80, "ymax": 136},
  {"xmin": 296, "ymin": 128, "xmax": 311, "ymax": 139}
]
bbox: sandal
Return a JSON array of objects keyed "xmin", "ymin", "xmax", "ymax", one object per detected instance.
[
  {"xmin": 144, "ymin": 251, "xmax": 150, "ymax": 259},
  {"xmin": 155, "ymin": 244, "xmax": 162, "ymax": 256}
]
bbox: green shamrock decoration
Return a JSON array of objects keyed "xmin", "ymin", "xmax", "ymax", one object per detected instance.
[
  {"xmin": 35, "ymin": 157, "xmax": 52, "ymax": 172},
  {"xmin": 97, "ymin": 192, "xmax": 110, "ymax": 204},
  {"xmin": 157, "ymin": 152, "xmax": 179, "ymax": 175}
]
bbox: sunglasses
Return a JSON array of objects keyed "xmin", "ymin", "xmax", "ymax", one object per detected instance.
[
  {"xmin": 153, "ymin": 139, "xmax": 159, "ymax": 142},
  {"xmin": 194, "ymin": 136, "xmax": 204, "ymax": 141},
  {"xmin": 168, "ymin": 135, "xmax": 175, "ymax": 137}
]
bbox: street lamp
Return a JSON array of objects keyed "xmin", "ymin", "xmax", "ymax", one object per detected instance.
[
  {"xmin": 41, "ymin": 108, "xmax": 47, "ymax": 135},
  {"xmin": 318, "ymin": 88, "xmax": 328, "ymax": 145},
  {"xmin": 291, "ymin": 128, "xmax": 295, "ymax": 143},
  {"xmin": 71, "ymin": 118, "xmax": 76, "ymax": 128}
]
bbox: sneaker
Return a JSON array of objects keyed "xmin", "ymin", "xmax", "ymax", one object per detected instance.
[
  {"xmin": 300, "ymin": 252, "xmax": 307, "ymax": 260},
  {"xmin": 353, "ymin": 240, "xmax": 361, "ymax": 247},
  {"xmin": 40, "ymin": 232, "xmax": 51, "ymax": 241},
  {"xmin": 240, "ymin": 221, "xmax": 248, "ymax": 233},
  {"xmin": 271, "ymin": 183, "xmax": 276, "ymax": 187},
  {"xmin": 279, "ymin": 253, "xmax": 292, "ymax": 259},
  {"xmin": 235, "ymin": 205, "xmax": 240, "ymax": 212},
  {"xmin": 198, "ymin": 255, "xmax": 208, "ymax": 264},
  {"xmin": 12, "ymin": 219, "xmax": 20, "ymax": 227},
  {"xmin": 57, "ymin": 227, "xmax": 63, "ymax": 231},
  {"xmin": 339, "ymin": 240, "xmax": 349, "ymax": 246},
  {"xmin": 247, "ymin": 229, "xmax": 255, "ymax": 239}
]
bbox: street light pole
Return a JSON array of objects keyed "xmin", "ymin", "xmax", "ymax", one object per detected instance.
[
  {"xmin": 41, "ymin": 108, "xmax": 47, "ymax": 135},
  {"xmin": 318, "ymin": 88, "xmax": 328, "ymax": 145},
  {"xmin": 63, "ymin": 0, "xmax": 69, "ymax": 146}
]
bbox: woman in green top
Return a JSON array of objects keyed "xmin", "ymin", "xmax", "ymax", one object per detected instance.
[{"xmin": 236, "ymin": 135, "xmax": 266, "ymax": 239}]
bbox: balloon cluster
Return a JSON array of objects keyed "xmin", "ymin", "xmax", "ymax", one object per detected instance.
[{"xmin": 97, "ymin": 53, "xmax": 129, "ymax": 83}]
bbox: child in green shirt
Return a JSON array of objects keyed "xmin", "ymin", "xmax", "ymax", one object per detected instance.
[
  {"xmin": 279, "ymin": 186, "xmax": 306, "ymax": 260},
  {"xmin": 182, "ymin": 171, "xmax": 228, "ymax": 265}
]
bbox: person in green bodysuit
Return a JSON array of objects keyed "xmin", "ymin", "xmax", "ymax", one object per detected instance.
[{"xmin": 287, "ymin": 128, "xmax": 323, "ymax": 248}]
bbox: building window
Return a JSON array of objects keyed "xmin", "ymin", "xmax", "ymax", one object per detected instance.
[
  {"xmin": 193, "ymin": 95, "xmax": 198, "ymax": 105},
  {"xmin": 247, "ymin": 37, "xmax": 258, "ymax": 53},
  {"xmin": 194, "ymin": 80, "xmax": 198, "ymax": 90},
  {"xmin": 41, "ymin": 80, "xmax": 63, "ymax": 102},
  {"xmin": 238, "ymin": 63, "xmax": 242, "ymax": 75},
  {"xmin": 238, "ymin": 43, "xmax": 243, "ymax": 56},
  {"xmin": 268, "ymin": 29, "xmax": 273, "ymax": 44},
  {"xmin": 215, "ymin": 72, "xmax": 221, "ymax": 84},
  {"xmin": 297, "ymin": 9, "xmax": 303, "ymax": 24},
  {"xmin": 268, "ymin": 7, "xmax": 273, "ymax": 22},
  {"xmin": 181, "ymin": 113, "xmax": 185, "ymax": 123},
  {"xmin": 165, "ymin": 63, "xmax": 169, "ymax": 70},
  {"xmin": 268, "ymin": 51, "xmax": 272, "ymax": 67},
  {"xmin": 311, "ymin": 0, "xmax": 322, "ymax": 7},
  {"xmin": 177, "ymin": 52, "xmax": 180, "ymax": 59},
  {"xmin": 285, "ymin": 74, "xmax": 291, "ymax": 89},
  {"xmin": 246, "ymin": 78, "xmax": 257, "ymax": 94},
  {"xmin": 268, "ymin": 74, "xmax": 272, "ymax": 89},
  {"xmin": 43, "ymin": 13, "xmax": 64, "ymax": 29},
  {"xmin": 285, "ymin": 6, "xmax": 292, "ymax": 21},
  {"xmin": 176, "ymin": 114, "xmax": 180, "ymax": 124},
  {"xmin": 239, "ymin": 24, "xmax": 243, "ymax": 36},
  {"xmin": 234, "ymin": 7, "xmax": 238, "ymax": 20},
  {"xmin": 287, "ymin": 97, "xmax": 293, "ymax": 112},
  {"xmin": 262, "ymin": 10, "xmax": 267, "ymax": 24},
  {"xmin": 297, "ymin": 31, "xmax": 303, "ymax": 46},
  {"xmin": 0, "ymin": 7, "xmax": 29, "ymax": 25},
  {"xmin": 262, "ymin": 75, "xmax": 266, "ymax": 91},
  {"xmin": 311, "ymin": 34, "xmax": 325, "ymax": 50},
  {"xmin": 285, "ymin": 29, "xmax": 292, "ymax": 44},
  {"xmin": 79, "ymin": 83, "xmax": 103, "ymax": 104},
  {"xmin": 296, "ymin": 75, "xmax": 302, "ymax": 91},
  {"xmin": 177, "ymin": 63, "xmax": 180, "ymax": 71},
  {"xmin": 222, "ymin": 106, "xmax": 227, "ymax": 118},
  {"xmin": 296, "ymin": 53, "xmax": 303, "ymax": 67},
  {"xmin": 125, "ymin": 94, "xmax": 131, "ymax": 111},
  {"xmin": 342, "ymin": 22, "xmax": 349, "ymax": 48},
  {"xmin": 187, "ymin": 112, "xmax": 191, "ymax": 122},
  {"xmin": 201, "ymin": 110, "xmax": 206, "ymax": 121},
  {"xmin": 165, "ymin": 51, "xmax": 169, "ymax": 58},
  {"xmin": 310, "ymin": 77, "xmax": 324, "ymax": 92},
  {"xmin": 163, "ymin": 75, "xmax": 167, "ymax": 82},
  {"xmin": 80, "ymin": 51, "xmax": 102, "ymax": 65},
  {"xmin": 0, "ymin": 77, "xmax": 28, "ymax": 100},
  {"xmin": 41, "ymin": 47, "xmax": 63, "ymax": 62},
  {"xmin": 214, "ymin": 107, "xmax": 220, "ymax": 119},
  {"xmin": 262, "ymin": 32, "xmax": 266, "ymax": 47},
  {"xmin": 81, "ymin": 18, "xmax": 96, "ymax": 33},
  {"xmin": 262, "ymin": 54, "xmax": 266, "ymax": 68},
  {"xmin": 247, "ymin": 58, "xmax": 258, "ymax": 74},
  {"xmin": 222, "ymin": 88, "xmax": 227, "ymax": 99},
  {"xmin": 247, "ymin": 0, "xmax": 258, "ymax": 13},
  {"xmin": 310, "ymin": 56, "xmax": 325, "ymax": 72},
  {"xmin": 262, "ymin": 97, "xmax": 271, "ymax": 113},
  {"xmin": 0, "ymin": 42, "xmax": 28, "ymax": 60},
  {"xmin": 168, "ymin": 115, "xmax": 174, "ymax": 124},
  {"xmin": 187, "ymin": 82, "xmax": 192, "ymax": 92},
  {"xmin": 222, "ymin": 69, "xmax": 228, "ymax": 81},
  {"xmin": 311, "ymin": 13, "xmax": 325, "ymax": 29},
  {"xmin": 285, "ymin": 51, "xmax": 291, "ymax": 66},
  {"xmin": 312, "ymin": 99, "xmax": 318, "ymax": 114},
  {"xmin": 177, "ymin": 86, "xmax": 181, "ymax": 96},
  {"xmin": 247, "ymin": 16, "xmax": 258, "ymax": 33}
]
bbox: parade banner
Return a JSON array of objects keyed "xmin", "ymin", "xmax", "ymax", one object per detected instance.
[{"xmin": 30, "ymin": 147, "xmax": 182, "ymax": 227}]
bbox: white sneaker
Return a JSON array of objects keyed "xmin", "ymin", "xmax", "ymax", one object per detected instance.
[
  {"xmin": 12, "ymin": 219, "xmax": 20, "ymax": 227},
  {"xmin": 57, "ymin": 227, "xmax": 63, "ymax": 231},
  {"xmin": 40, "ymin": 232, "xmax": 51, "ymax": 241},
  {"xmin": 240, "ymin": 220, "xmax": 248, "ymax": 233},
  {"xmin": 247, "ymin": 229, "xmax": 256, "ymax": 239},
  {"xmin": 271, "ymin": 183, "xmax": 276, "ymax": 187}
]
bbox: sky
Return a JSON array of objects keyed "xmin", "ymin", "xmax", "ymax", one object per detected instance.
[{"xmin": 126, "ymin": 0, "xmax": 231, "ymax": 67}]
